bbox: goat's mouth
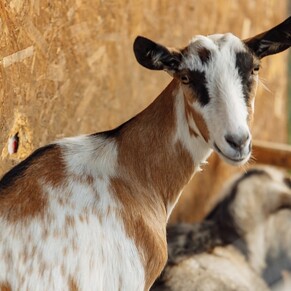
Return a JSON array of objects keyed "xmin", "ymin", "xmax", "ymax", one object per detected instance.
[{"xmin": 214, "ymin": 143, "xmax": 251, "ymax": 165}]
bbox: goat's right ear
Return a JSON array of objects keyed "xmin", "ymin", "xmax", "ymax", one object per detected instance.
[
  {"xmin": 244, "ymin": 17, "xmax": 291, "ymax": 59},
  {"xmin": 133, "ymin": 36, "xmax": 182, "ymax": 72}
]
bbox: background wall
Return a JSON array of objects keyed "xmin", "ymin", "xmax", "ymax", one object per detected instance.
[{"xmin": 0, "ymin": 0, "xmax": 289, "ymax": 222}]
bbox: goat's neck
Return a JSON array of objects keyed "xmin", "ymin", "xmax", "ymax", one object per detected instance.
[{"xmin": 113, "ymin": 78, "xmax": 212, "ymax": 218}]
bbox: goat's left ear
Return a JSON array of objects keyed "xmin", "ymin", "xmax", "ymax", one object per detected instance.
[
  {"xmin": 133, "ymin": 36, "xmax": 182, "ymax": 72},
  {"xmin": 244, "ymin": 17, "xmax": 291, "ymax": 59}
]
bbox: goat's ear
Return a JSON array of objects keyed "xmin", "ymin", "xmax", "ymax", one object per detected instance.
[
  {"xmin": 133, "ymin": 36, "xmax": 181, "ymax": 72},
  {"xmin": 244, "ymin": 17, "xmax": 291, "ymax": 59}
]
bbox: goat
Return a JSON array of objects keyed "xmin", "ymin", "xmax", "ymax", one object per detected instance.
[
  {"xmin": 0, "ymin": 18, "xmax": 290, "ymax": 291},
  {"xmin": 151, "ymin": 166, "xmax": 291, "ymax": 291}
]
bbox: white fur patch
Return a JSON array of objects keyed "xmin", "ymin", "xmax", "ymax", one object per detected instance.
[
  {"xmin": 59, "ymin": 135, "xmax": 119, "ymax": 177},
  {"xmin": 0, "ymin": 135, "xmax": 145, "ymax": 290}
]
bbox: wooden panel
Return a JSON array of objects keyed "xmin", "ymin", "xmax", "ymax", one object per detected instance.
[{"xmin": 252, "ymin": 140, "xmax": 291, "ymax": 169}]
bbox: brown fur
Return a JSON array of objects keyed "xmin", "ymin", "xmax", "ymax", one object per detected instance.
[
  {"xmin": 110, "ymin": 80, "xmax": 195, "ymax": 289},
  {"xmin": 190, "ymin": 106, "xmax": 209, "ymax": 142},
  {"xmin": 0, "ymin": 283, "xmax": 11, "ymax": 291},
  {"xmin": 113, "ymin": 144, "xmax": 192, "ymax": 288},
  {"xmin": 0, "ymin": 146, "xmax": 65, "ymax": 222},
  {"xmin": 69, "ymin": 278, "xmax": 79, "ymax": 291},
  {"xmin": 184, "ymin": 97, "xmax": 210, "ymax": 142},
  {"xmin": 111, "ymin": 176, "xmax": 167, "ymax": 290}
]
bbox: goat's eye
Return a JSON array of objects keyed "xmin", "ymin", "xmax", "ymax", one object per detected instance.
[
  {"xmin": 252, "ymin": 65, "xmax": 260, "ymax": 75},
  {"xmin": 181, "ymin": 75, "xmax": 190, "ymax": 84}
]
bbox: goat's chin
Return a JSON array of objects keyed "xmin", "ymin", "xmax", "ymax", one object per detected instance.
[
  {"xmin": 213, "ymin": 142, "xmax": 251, "ymax": 166},
  {"xmin": 219, "ymin": 153, "xmax": 250, "ymax": 166}
]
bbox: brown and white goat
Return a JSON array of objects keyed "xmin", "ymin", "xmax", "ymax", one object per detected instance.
[
  {"xmin": 0, "ymin": 18, "xmax": 290, "ymax": 291},
  {"xmin": 152, "ymin": 166, "xmax": 291, "ymax": 291}
]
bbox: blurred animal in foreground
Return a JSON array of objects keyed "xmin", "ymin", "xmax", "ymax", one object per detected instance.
[{"xmin": 152, "ymin": 166, "xmax": 291, "ymax": 291}]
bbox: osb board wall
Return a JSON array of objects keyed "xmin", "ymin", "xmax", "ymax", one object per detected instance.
[{"xmin": 0, "ymin": 1, "xmax": 288, "ymax": 222}]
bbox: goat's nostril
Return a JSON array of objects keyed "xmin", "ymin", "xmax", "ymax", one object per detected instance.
[{"xmin": 225, "ymin": 133, "xmax": 249, "ymax": 151}]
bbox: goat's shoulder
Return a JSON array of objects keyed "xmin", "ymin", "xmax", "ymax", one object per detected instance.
[
  {"xmin": 0, "ymin": 133, "xmax": 112, "ymax": 222},
  {"xmin": 0, "ymin": 143, "xmax": 65, "ymax": 222}
]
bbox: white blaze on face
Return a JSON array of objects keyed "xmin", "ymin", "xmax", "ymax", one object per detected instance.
[{"xmin": 180, "ymin": 33, "xmax": 258, "ymax": 165}]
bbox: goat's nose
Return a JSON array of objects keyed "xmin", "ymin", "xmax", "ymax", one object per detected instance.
[{"xmin": 225, "ymin": 133, "xmax": 249, "ymax": 151}]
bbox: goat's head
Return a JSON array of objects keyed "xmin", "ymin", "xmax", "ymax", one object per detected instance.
[{"xmin": 134, "ymin": 17, "xmax": 291, "ymax": 165}]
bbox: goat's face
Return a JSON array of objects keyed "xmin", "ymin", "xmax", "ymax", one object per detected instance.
[
  {"xmin": 134, "ymin": 17, "xmax": 291, "ymax": 166},
  {"xmin": 177, "ymin": 33, "xmax": 258, "ymax": 165}
]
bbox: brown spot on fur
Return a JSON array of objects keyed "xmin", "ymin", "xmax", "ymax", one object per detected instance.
[
  {"xmin": 71, "ymin": 238, "xmax": 78, "ymax": 252},
  {"xmin": 110, "ymin": 80, "xmax": 195, "ymax": 289},
  {"xmin": 79, "ymin": 213, "xmax": 84, "ymax": 222},
  {"xmin": 184, "ymin": 102, "xmax": 199, "ymax": 138},
  {"xmin": 58, "ymin": 197, "xmax": 66, "ymax": 206},
  {"xmin": 46, "ymin": 212, "xmax": 56, "ymax": 224},
  {"xmin": 63, "ymin": 215, "xmax": 77, "ymax": 237},
  {"xmin": 69, "ymin": 278, "xmax": 79, "ymax": 291},
  {"xmin": 42, "ymin": 228, "xmax": 49, "ymax": 240},
  {"xmin": 184, "ymin": 96, "xmax": 210, "ymax": 142},
  {"xmin": 72, "ymin": 174, "xmax": 94, "ymax": 186},
  {"xmin": 0, "ymin": 145, "xmax": 65, "ymax": 222},
  {"xmin": 191, "ymin": 107, "xmax": 209, "ymax": 142},
  {"xmin": 92, "ymin": 207, "xmax": 103, "ymax": 223},
  {"xmin": 85, "ymin": 175, "xmax": 94, "ymax": 185},
  {"xmin": 63, "ymin": 245, "xmax": 68, "ymax": 256},
  {"xmin": 0, "ymin": 282, "xmax": 12, "ymax": 291},
  {"xmin": 197, "ymin": 47, "xmax": 211, "ymax": 64},
  {"xmin": 65, "ymin": 215, "xmax": 76, "ymax": 228}
]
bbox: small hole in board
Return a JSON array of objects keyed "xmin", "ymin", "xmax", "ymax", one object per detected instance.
[{"xmin": 8, "ymin": 132, "xmax": 19, "ymax": 155}]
